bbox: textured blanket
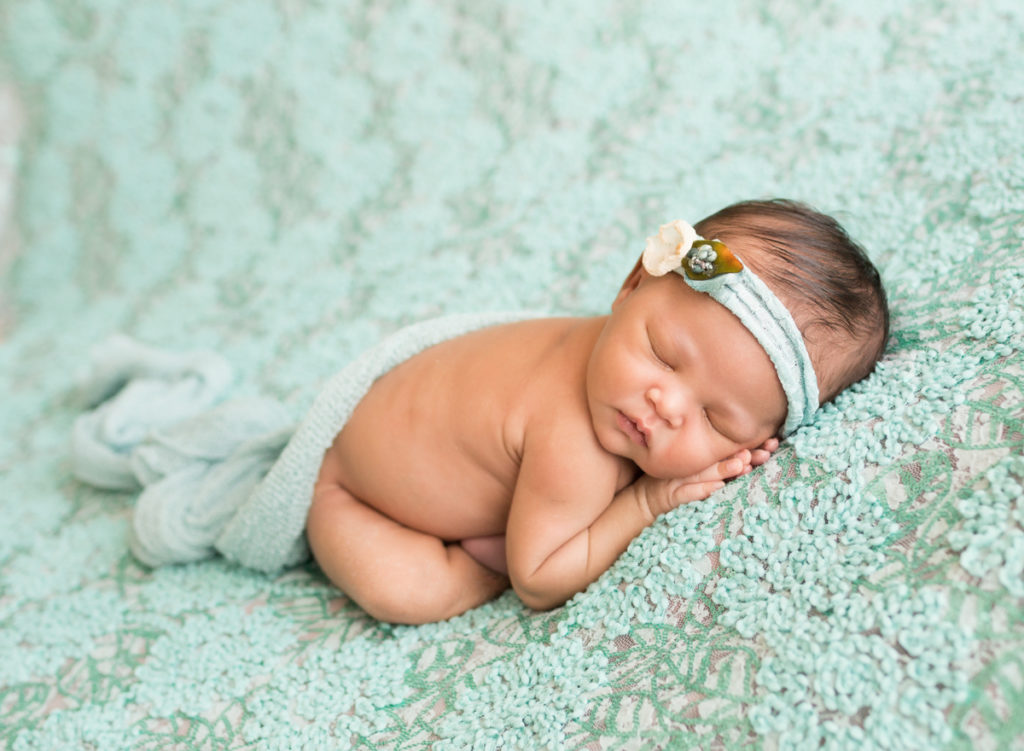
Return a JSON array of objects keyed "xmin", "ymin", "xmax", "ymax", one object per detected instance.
[{"xmin": 2, "ymin": 1, "xmax": 1022, "ymax": 749}]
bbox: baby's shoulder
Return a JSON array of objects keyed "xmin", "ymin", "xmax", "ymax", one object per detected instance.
[{"xmin": 517, "ymin": 396, "xmax": 635, "ymax": 495}]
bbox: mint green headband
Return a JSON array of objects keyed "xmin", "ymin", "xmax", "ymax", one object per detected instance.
[{"xmin": 642, "ymin": 220, "xmax": 819, "ymax": 436}]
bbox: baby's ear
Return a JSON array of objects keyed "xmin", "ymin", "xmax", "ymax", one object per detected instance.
[{"xmin": 613, "ymin": 256, "xmax": 646, "ymax": 309}]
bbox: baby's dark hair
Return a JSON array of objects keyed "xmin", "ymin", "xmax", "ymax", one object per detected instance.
[{"xmin": 694, "ymin": 198, "xmax": 889, "ymax": 402}]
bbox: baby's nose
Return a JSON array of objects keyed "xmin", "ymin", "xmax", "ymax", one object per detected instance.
[{"xmin": 646, "ymin": 386, "xmax": 685, "ymax": 428}]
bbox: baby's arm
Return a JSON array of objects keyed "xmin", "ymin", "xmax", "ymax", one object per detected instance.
[
  {"xmin": 306, "ymin": 483, "xmax": 508, "ymax": 624},
  {"xmin": 505, "ymin": 445, "xmax": 753, "ymax": 611}
]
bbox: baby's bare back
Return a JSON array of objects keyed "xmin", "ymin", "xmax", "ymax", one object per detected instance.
[{"xmin": 319, "ymin": 318, "xmax": 602, "ymax": 541}]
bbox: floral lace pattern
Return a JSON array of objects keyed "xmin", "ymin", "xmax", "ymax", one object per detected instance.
[{"xmin": 2, "ymin": 0, "xmax": 1023, "ymax": 748}]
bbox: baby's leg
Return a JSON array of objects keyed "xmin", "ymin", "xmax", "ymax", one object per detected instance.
[{"xmin": 306, "ymin": 482, "xmax": 509, "ymax": 624}]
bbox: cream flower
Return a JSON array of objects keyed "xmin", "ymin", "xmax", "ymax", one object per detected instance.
[{"xmin": 642, "ymin": 220, "xmax": 700, "ymax": 276}]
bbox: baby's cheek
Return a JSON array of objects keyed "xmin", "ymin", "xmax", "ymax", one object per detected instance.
[{"xmin": 658, "ymin": 438, "xmax": 719, "ymax": 479}]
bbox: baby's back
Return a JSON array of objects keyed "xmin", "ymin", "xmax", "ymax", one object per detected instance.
[{"xmin": 321, "ymin": 318, "xmax": 596, "ymax": 541}]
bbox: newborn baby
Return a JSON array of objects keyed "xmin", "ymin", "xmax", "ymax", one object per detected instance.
[{"xmin": 308, "ymin": 199, "xmax": 889, "ymax": 624}]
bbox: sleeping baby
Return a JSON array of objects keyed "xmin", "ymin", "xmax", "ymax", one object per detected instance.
[{"xmin": 307, "ymin": 198, "xmax": 890, "ymax": 624}]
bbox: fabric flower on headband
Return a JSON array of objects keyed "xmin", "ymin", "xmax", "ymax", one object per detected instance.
[{"xmin": 642, "ymin": 220, "xmax": 744, "ymax": 281}]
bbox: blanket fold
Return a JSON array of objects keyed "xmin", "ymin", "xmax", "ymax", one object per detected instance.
[
  {"xmin": 71, "ymin": 312, "xmax": 534, "ymax": 573},
  {"xmin": 71, "ymin": 335, "xmax": 236, "ymax": 491}
]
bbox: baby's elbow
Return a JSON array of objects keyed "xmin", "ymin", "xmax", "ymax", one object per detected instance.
[
  {"xmin": 515, "ymin": 588, "xmax": 564, "ymax": 612},
  {"xmin": 509, "ymin": 568, "xmax": 568, "ymax": 612}
]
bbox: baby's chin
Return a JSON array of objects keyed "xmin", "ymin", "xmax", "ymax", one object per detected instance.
[
  {"xmin": 593, "ymin": 421, "xmax": 714, "ymax": 480},
  {"xmin": 630, "ymin": 459, "xmax": 693, "ymax": 482}
]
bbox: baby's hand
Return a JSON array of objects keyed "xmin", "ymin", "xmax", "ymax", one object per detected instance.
[
  {"xmin": 749, "ymin": 437, "xmax": 780, "ymax": 469},
  {"xmin": 633, "ymin": 448, "xmax": 762, "ymax": 521}
]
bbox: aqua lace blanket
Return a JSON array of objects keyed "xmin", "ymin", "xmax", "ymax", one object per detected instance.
[{"xmin": 1, "ymin": 1, "xmax": 1022, "ymax": 748}]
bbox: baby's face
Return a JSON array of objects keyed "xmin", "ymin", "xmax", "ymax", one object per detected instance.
[{"xmin": 586, "ymin": 269, "xmax": 787, "ymax": 480}]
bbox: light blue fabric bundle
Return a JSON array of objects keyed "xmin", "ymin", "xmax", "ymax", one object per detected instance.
[
  {"xmin": 70, "ymin": 335, "xmax": 239, "ymax": 491},
  {"xmin": 71, "ymin": 312, "xmax": 532, "ymax": 573}
]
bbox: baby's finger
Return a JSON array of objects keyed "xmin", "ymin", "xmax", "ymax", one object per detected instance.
[
  {"xmin": 685, "ymin": 450, "xmax": 751, "ymax": 484},
  {"xmin": 750, "ymin": 438, "xmax": 779, "ymax": 466},
  {"xmin": 671, "ymin": 479, "xmax": 726, "ymax": 506}
]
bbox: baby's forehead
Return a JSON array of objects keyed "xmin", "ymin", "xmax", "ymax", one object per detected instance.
[{"xmin": 652, "ymin": 282, "xmax": 788, "ymax": 433}]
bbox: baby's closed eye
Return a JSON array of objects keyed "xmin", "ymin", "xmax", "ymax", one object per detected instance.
[
  {"xmin": 646, "ymin": 327, "xmax": 672, "ymax": 370},
  {"xmin": 702, "ymin": 407, "xmax": 724, "ymax": 436}
]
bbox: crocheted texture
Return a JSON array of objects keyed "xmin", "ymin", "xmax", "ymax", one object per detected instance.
[{"xmin": 1, "ymin": 0, "xmax": 1022, "ymax": 748}]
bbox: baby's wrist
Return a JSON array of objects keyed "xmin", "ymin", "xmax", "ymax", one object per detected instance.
[{"xmin": 625, "ymin": 479, "xmax": 659, "ymax": 525}]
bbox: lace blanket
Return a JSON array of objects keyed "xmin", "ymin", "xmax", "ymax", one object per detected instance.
[{"xmin": 1, "ymin": 1, "xmax": 1021, "ymax": 748}]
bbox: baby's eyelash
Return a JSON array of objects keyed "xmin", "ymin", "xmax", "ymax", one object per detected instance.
[
  {"xmin": 646, "ymin": 328, "xmax": 672, "ymax": 368},
  {"xmin": 704, "ymin": 409, "xmax": 738, "ymax": 443},
  {"xmin": 703, "ymin": 408, "xmax": 723, "ymax": 436}
]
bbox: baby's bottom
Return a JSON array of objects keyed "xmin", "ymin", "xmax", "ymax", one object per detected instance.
[{"xmin": 306, "ymin": 474, "xmax": 509, "ymax": 624}]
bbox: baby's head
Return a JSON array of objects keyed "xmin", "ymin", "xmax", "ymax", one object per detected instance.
[
  {"xmin": 624, "ymin": 198, "xmax": 888, "ymax": 445},
  {"xmin": 692, "ymin": 199, "xmax": 889, "ymax": 405},
  {"xmin": 588, "ymin": 200, "xmax": 886, "ymax": 479}
]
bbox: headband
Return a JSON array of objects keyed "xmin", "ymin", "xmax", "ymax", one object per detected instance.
[{"xmin": 642, "ymin": 220, "xmax": 819, "ymax": 436}]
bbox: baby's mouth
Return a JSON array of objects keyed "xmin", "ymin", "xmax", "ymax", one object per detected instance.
[{"xmin": 617, "ymin": 411, "xmax": 648, "ymax": 448}]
